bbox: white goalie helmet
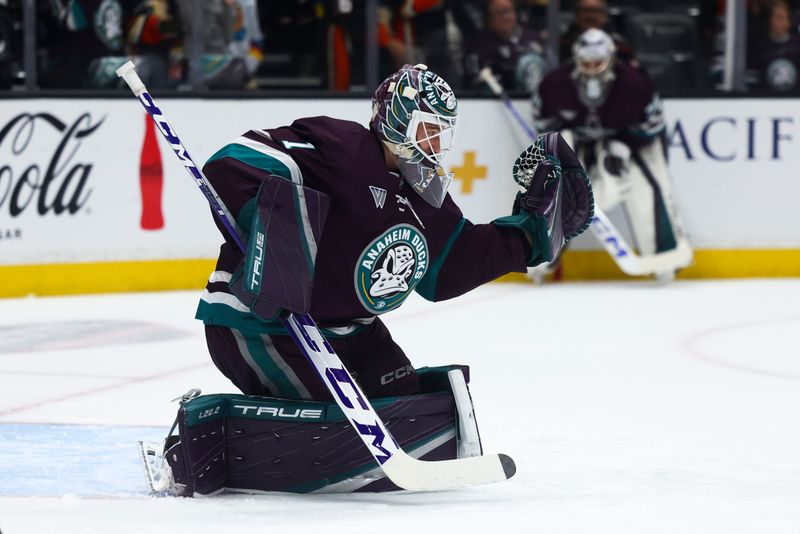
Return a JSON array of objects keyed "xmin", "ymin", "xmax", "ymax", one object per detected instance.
[
  {"xmin": 370, "ymin": 64, "xmax": 458, "ymax": 208},
  {"xmin": 572, "ymin": 29, "xmax": 617, "ymax": 103}
]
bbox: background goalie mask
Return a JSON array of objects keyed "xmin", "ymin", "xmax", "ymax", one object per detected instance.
[
  {"xmin": 572, "ymin": 29, "xmax": 616, "ymax": 105},
  {"xmin": 371, "ymin": 64, "xmax": 457, "ymax": 208}
]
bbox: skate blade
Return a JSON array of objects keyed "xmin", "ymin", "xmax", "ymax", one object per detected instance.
[{"xmin": 137, "ymin": 440, "xmax": 173, "ymax": 494}]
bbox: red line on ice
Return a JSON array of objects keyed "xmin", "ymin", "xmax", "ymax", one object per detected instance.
[{"xmin": 0, "ymin": 362, "xmax": 209, "ymax": 417}]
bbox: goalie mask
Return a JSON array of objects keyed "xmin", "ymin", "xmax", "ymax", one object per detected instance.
[
  {"xmin": 572, "ymin": 29, "xmax": 616, "ymax": 106},
  {"xmin": 371, "ymin": 64, "xmax": 457, "ymax": 208}
]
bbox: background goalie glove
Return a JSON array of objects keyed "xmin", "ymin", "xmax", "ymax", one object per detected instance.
[{"xmin": 497, "ymin": 133, "xmax": 594, "ymax": 266}]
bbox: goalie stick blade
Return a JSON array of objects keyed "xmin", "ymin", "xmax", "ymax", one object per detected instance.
[
  {"xmin": 590, "ymin": 210, "xmax": 694, "ymax": 276},
  {"xmin": 635, "ymin": 238, "xmax": 693, "ymax": 276},
  {"xmin": 612, "ymin": 238, "xmax": 693, "ymax": 276},
  {"xmin": 499, "ymin": 453, "xmax": 517, "ymax": 478},
  {"xmin": 380, "ymin": 450, "xmax": 516, "ymax": 492}
]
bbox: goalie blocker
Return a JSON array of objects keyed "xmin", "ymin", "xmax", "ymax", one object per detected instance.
[{"xmin": 140, "ymin": 366, "xmax": 484, "ymax": 495}]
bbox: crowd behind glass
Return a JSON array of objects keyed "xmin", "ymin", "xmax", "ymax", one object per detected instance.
[{"xmin": 0, "ymin": 0, "xmax": 798, "ymax": 95}]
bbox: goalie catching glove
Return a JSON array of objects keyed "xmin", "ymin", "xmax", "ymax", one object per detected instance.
[{"xmin": 495, "ymin": 132, "xmax": 594, "ymax": 266}]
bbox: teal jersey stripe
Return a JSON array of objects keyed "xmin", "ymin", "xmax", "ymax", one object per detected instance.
[
  {"xmin": 237, "ymin": 197, "xmax": 257, "ymax": 233},
  {"xmin": 196, "ymin": 299, "xmax": 286, "ymax": 333},
  {"xmin": 206, "ymin": 143, "xmax": 293, "ymax": 181},
  {"xmin": 196, "ymin": 299, "xmax": 370, "ymax": 338},
  {"xmin": 241, "ymin": 333, "xmax": 303, "ymax": 398},
  {"xmin": 416, "ymin": 218, "xmax": 467, "ymax": 301}
]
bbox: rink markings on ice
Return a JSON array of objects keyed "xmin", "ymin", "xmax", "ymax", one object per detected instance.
[
  {"xmin": 683, "ymin": 315, "xmax": 800, "ymax": 382},
  {"xmin": 0, "ymin": 423, "xmax": 165, "ymax": 497},
  {"xmin": 0, "ymin": 320, "xmax": 191, "ymax": 355},
  {"xmin": 0, "ymin": 370, "xmax": 138, "ymax": 380},
  {"xmin": 0, "ymin": 362, "xmax": 210, "ymax": 418}
]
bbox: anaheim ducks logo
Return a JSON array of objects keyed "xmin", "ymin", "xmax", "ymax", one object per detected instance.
[
  {"xmin": 355, "ymin": 224, "xmax": 428, "ymax": 314},
  {"xmin": 766, "ymin": 58, "xmax": 797, "ymax": 91},
  {"xmin": 421, "ymin": 71, "xmax": 457, "ymax": 115}
]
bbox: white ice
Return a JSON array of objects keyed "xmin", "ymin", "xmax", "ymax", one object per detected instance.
[{"xmin": 1, "ymin": 280, "xmax": 799, "ymax": 534}]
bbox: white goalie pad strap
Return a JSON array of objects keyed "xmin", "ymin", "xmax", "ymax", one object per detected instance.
[{"xmin": 447, "ymin": 369, "xmax": 482, "ymax": 458}]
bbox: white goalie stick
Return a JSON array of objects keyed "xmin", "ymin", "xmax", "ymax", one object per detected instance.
[
  {"xmin": 116, "ymin": 61, "xmax": 515, "ymax": 492},
  {"xmin": 479, "ymin": 67, "xmax": 692, "ymax": 276}
]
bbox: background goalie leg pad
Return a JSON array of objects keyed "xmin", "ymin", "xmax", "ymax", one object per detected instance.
[{"xmin": 162, "ymin": 366, "xmax": 482, "ymax": 495}]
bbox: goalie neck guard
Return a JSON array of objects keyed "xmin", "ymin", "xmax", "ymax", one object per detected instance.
[{"xmin": 370, "ymin": 64, "xmax": 458, "ymax": 208}]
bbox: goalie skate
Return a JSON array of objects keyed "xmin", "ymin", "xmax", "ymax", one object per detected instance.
[{"xmin": 137, "ymin": 440, "xmax": 173, "ymax": 494}]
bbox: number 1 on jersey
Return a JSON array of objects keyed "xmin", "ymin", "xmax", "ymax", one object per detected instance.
[{"xmin": 282, "ymin": 140, "xmax": 316, "ymax": 150}]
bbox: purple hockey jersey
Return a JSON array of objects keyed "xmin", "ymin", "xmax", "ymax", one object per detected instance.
[
  {"xmin": 196, "ymin": 116, "xmax": 530, "ymax": 330},
  {"xmin": 532, "ymin": 62, "xmax": 664, "ymax": 149}
]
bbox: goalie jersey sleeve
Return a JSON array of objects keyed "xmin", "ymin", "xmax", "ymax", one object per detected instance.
[{"xmin": 197, "ymin": 116, "xmax": 530, "ymax": 329}]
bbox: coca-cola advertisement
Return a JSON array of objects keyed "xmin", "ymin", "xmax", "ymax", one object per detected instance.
[
  {"xmin": 139, "ymin": 113, "xmax": 164, "ymax": 230},
  {"xmin": 0, "ymin": 101, "xmax": 221, "ymax": 266},
  {"xmin": 0, "ymin": 112, "xmax": 97, "ymax": 235}
]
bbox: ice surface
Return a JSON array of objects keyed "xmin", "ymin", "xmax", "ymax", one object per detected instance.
[{"xmin": 1, "ymin": 280, "xmax": 799, "ymax": 533}]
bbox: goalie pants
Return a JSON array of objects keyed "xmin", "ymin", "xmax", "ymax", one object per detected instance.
[{"xmin": 205, "ymin": 318, "xmax": 422, "ymax": 401}]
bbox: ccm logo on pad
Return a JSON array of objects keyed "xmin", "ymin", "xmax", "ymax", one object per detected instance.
[{"xmin": 380, "ymin": 365, "xmax": 415, "ymax": 385}]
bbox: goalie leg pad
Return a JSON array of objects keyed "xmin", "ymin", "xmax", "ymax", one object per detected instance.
[
  {"xmin": 162, "ymin": 366, "xmax": 482, "ymax": 495},
  {"xmin": 626, "ymin": 141, "xmax": 686, "ymax": 255}
]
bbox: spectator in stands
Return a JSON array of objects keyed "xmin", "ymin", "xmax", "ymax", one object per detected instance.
[
  {"xmin": 127, "ymin": 0, "xmax": 182, "ymax": 89},
  {"xmin": 463, "ymin": 0, "xmax": 547, "ymax": 93},
  {"xmin": 559, "ymin": 0, "xmax": 635, "ymax": 65},
  {"xmin": 517, "ymin": 0, "xmax": 549, "ymax": 33},
  {"xmin": 377, "ymin": 0, "xmax": 454, "ymax": 82},
  {"xmin": 0, "ymin": 0, "xmax": 15, "ymax": 89},
  {"xmin": 449, "ymin": 0, "xmax": 483, "ymax": 43},
  {"xmin": 747, "ymin": 0, "xmax": 773, "ymax": 42},
  {"xmin": 749, "ymin": 0, "xmax": 800, "ymax": 91},
  {"xmin": 323, "ymin": 0, "xmax": 362, "ymax": 91},
  {"xmin": 39, "ymin": 0, "xmax": 130, "ymax": 88},
  {"xmin": 175, "ymin": 0, "xmax": 248, "ymax": 89},
  {"xmin": 228, "ymin": 0, "xmax": 264, "ymax": 88},
  {"xmin": 254, "ymin": 1, "xmax": 327, "ymax": 90},
  {"xmin": 447, "ymin": 0, "xmax": 483, "ymax": 84}
]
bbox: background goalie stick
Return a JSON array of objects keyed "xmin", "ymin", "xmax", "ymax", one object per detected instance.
[
  {"xmin": 479, "ymin": 67, "xmax": 692, "ymax": 277},
  {"xmin": 116, "ymin": 61, "xmax": 515, "ymax": 492}
]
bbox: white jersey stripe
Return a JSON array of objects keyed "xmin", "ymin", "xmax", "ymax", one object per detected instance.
[
  {"xmin": 200, "ymin": 289, "xmax": 250, "ymax": 313},
  {"xmin": 208, "ymin": 271, "xmax": 233, "ymax": 284},
  {"xmin": 233, "ymin": 136, "xmax": 303, "ymax": 185}
]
